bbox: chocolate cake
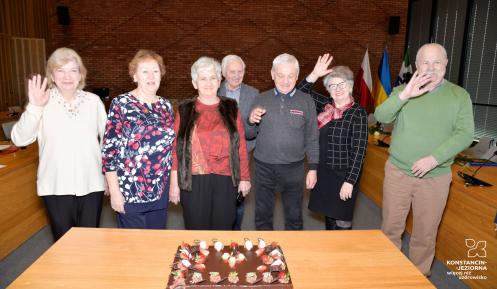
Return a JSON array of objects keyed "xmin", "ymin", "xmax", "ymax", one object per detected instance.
[{"xmin": 167, "ymin": 239, "xmax": 293, "ymax": 289}]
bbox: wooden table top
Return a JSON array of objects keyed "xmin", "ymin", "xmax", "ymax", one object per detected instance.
[
  {"xmin": 8, "ymin": 228, "xmax": 434, "ymax": 289},
  {"xmin": 0, "ymin": 143, "xmax": 37, "ymax": 178}
]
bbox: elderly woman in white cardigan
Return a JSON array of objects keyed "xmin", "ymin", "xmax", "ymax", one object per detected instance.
[{"xmin": 11, "ymin": 47, "xmax": 107, "ymax": 241}]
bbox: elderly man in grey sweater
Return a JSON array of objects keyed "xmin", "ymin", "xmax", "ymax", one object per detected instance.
[{"xmin": 247, "ymin": 53, "xmax": 319, "ymax": 230}]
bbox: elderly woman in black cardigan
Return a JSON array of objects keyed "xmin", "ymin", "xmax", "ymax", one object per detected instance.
[{"xmin": 296, "ymin": 53, "xmax": 368, "ymax": 230}]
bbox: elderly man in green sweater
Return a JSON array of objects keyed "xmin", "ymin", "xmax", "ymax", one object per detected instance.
[{"xmin": 374, "ymin": 43, "xmax": 474, "ymax": 276}]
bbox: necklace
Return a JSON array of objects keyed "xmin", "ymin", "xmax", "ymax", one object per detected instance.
[{"xmin": 53, "ymin": 88, "xmax": 85, "ymax": 118}]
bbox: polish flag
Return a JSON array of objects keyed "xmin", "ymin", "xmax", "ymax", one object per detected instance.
[{"xmin": 355, "ymin": 49, "xmax": 373, "ymax": 112}]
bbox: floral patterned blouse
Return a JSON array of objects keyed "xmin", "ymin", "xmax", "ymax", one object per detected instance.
[{"xmin": 102, "ymin": 93, "xmax": 175, "ymax": 208}]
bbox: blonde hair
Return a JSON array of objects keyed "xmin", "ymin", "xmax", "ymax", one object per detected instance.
[
  {"xmin": 46, "ymin": 47, "xmax": 87, "ymax": 89},
  {"xmin": 128, "ymin": 49, "xmax": 166, "ymax": 79}
]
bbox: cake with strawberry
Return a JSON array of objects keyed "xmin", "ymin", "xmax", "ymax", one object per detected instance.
[{"xmin": 167, "ymin": 238, "xmax": 293, "ymax": 289}]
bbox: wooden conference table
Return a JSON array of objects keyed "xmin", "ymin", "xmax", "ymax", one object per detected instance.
[
  {"xmin": 0, "ymin": 143, "xmax": 47, "ymax": 260},
  {"xmin": 8, "ymin": 228, "xmax": 434, "ymax": 289}
]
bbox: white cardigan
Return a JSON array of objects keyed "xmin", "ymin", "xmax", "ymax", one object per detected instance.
[{"xmin": 11, "ymin": 89, "xmax": 107, "ymax": 196}]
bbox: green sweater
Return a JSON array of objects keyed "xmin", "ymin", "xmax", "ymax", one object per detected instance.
[{"xmin": 374, "ymin": 80, "xmax": 474, "ymax": 178}]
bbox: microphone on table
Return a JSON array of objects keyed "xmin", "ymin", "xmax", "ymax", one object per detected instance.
[{"xmin": 457, "ymin": 150, "xmax": 496, "ymax": 187}]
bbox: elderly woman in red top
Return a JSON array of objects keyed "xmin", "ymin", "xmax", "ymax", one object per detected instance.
[{"xmin": 170, "ymin": 56, "xmax": 250, "ymax": 230}]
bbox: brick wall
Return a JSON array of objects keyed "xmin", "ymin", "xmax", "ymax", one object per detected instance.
[{"xmin": 48, "ymin": 0, "xmax": 408, "ymax": 100}]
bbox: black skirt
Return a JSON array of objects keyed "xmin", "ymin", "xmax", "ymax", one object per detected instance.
[{"xmin": 308, "ymin": 165, "xmax": 359, "ymax": 221}]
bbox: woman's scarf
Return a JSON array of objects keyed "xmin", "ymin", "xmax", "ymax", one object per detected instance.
[{"xmin": 317, "ymin": 97, "xmax": 354, "ymax": 129}]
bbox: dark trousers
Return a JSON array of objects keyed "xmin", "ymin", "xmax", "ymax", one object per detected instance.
[
  {"xmin": 181, "ymin": 174, "xmax": 237, "ymax": 230},
  {"xmin": 232, "ymin": 202, "xmax": 244, "ymax": 230},
  {"xmin": 42, "ymin": 191, "xmax": 104, "ymax": 241},
  {"xmin": 116, "ymin": 209, "xmax": 167, "ymax": 229},
  {"xmin": 254, "ymin": 159, "xmax": 304, "ymax": 230},
  {"xmin": 232, "ymin": 150, "xmax": 254, "ymax": 230}
]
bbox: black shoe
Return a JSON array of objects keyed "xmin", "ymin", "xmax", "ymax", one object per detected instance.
[
  {"xmin": 334, "ymin": 226, "xmax": 352, "ymax": 230},
  {"xmin": 325, "ymin": 217, "xmax": 337, "ymax": 230}
]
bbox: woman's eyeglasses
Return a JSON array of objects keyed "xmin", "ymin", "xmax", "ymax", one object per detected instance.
[{"xmin": 328, "ymin": 81, "xmax": 347, "ymax": 90}]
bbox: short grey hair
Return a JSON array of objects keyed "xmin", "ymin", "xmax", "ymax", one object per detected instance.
[
  {"xmin": 323, "ymin": 66, "xmax": 354, "ymax": 92},
  {"xmin": 191, "ymin": 56, "xmax": 222, "ymax": 82},
  {"xmin": 415, "ymin": 43, "xmax": 448, "ymax": 64},
  {"xmin": 221, "ymin": 55, "xmax": 246, "ymax": 77},
  {"xmin": 271, "ymin": 53, "xmax": 299, "ymax": 75}
]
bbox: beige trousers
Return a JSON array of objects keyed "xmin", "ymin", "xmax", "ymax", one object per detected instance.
[{"xmin": 381, "ymin": 160, "xmax": 452, "ymax": 276}]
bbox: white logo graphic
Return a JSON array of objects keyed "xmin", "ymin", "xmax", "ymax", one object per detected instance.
[{"xmin": 465, "ymin": 239, "xmax": 487, "ymax": 258}]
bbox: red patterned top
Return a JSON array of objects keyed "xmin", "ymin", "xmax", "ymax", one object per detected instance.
[{"xmin": 172, "ymin": 100, "xmax": 250, "ymax": 181}]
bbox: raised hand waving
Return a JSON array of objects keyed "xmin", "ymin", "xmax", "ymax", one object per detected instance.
[
  {"xmin": 307, "ymin": 53, "xmax": 334, "ymax": 83},
  {"xmin": 28, "ymin": 74, "xmax": 50, "ymax": 107}
]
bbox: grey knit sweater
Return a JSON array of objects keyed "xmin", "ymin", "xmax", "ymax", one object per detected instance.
[{"xmin": 246, "ymin": 88, "xmax": 319, "ymax": 168}]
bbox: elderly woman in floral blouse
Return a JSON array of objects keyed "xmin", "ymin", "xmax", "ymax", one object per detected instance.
[{"xmin": 102, "ymin": 49, "xmax": 175, "ymax": 229}]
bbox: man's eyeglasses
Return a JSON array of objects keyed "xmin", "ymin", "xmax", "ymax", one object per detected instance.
[{"xmin": 328, "ymin": 81, "xmax": 347, "ymax": 90}]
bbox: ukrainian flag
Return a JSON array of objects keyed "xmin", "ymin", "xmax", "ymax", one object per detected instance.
[{"xmin": 373, "ymin": 48, "xmax": 392, "ymax": 107}]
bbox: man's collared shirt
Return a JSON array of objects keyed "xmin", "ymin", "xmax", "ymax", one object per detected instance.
[
  {"xmin": 273, "ymin": 88, "xmax": 297, "ymax": 114},
  {"xmin": 225, "ymin": 83, "xmax": 241, "ymax": 103},
  {"xmin": 273, "ymin": 88, "xmax": 296, "ymax": 98}
]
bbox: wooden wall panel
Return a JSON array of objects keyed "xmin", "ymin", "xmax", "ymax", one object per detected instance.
[
  {"xmin": 0, "ymin": 34, "xmax": 14, "ymax": 111},
  {"xmin": 0, "ymin": 0, "xmax": 50, "ymax": 111},
  {"xmin": 0, "ymin": 0, "xmax": 50, "ymax": 39},
  {"xmin": 11, "ymin": 37, "xmax": 46, "ymax": 107}
]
